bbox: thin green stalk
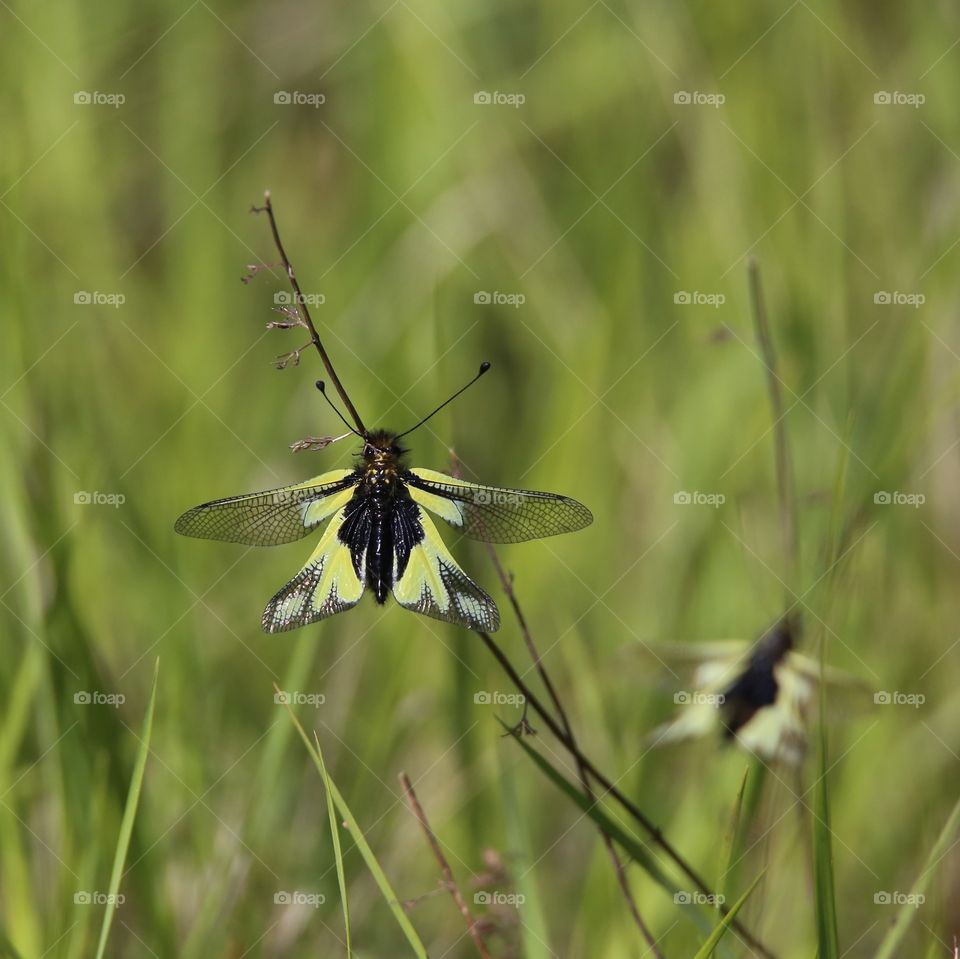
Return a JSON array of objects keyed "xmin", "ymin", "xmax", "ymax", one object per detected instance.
[{"xmin": 94, "ymin": 659, "xmax": 159, "ymax": 959}]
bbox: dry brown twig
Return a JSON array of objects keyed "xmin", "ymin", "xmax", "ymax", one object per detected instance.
[
  {"xmin": 476, "ymin": 628, "xmax": 777, "ymax": 959},
  {"xmin": 251, "ymin": 191, "xmax": 366, "ymax": 435},
  {"xmin": 485, "ymin": 545, "xmax": 664, "ymax": 957},
  {"xmin": 447, "ymin": 453, "xmax": 664, "ymax": 956},
  {"xmin": 399, "ymin": 772, "xmax": 494, "ymax": 959}
]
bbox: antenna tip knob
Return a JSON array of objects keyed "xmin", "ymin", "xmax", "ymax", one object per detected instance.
[
  {"xmin": 479, "ymin": 360, "xmax": 491, "ymax": 375},
  {"xmin": 315, "ymin": 380, "xmax": 325, "ymax": 392}
]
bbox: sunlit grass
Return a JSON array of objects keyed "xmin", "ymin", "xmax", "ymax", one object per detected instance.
[{"xmin": 3, "ymin": 0, "xmax": 960, "ymax": 955}]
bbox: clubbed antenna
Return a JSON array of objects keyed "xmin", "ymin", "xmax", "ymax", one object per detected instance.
[{"xmin": 397, "ymin": 362, "xmax": 491, "ymax": 439}]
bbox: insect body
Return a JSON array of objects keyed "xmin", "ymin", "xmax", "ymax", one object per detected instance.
[
  {"xmin": 181, "ymin": 205, "xmax": 590, "ymax": 634},
  {"xmin": 175, "ymin": 401, "xmax": 592, "ymax": 634}
]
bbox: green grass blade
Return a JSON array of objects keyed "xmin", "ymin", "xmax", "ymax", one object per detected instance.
[
  {"xmin": 874, "ymin": 793, "xmax": 960, "ymax": 959},
  {"xmin": 502, "ymin": 724, "xmax": 736, "ymax": 942},
  {"xmin": 500, "ymin": 721, "xmax": 678, "ymax": 897},
  {"xmin": 498, "ymin": 748, "xmax": 552, "ymax": 959},
  {"xmin": 808, "ymin": 412, "xmax": 854, "ymax": 959},
  {"xmin": 712, "ymin": 766, "xmax": 750, "ymax": 959},
  {"xmin": 812, "ymin": 673, "xmax": 840, "ymax": 959},
  {"xmin": 282, "ymin": 698, "xmax": 428, "ymax": 959},
  {"xmin": 826, "ymin": 417, "xmax": 853, "ymax": 575},
  {"xmin": 314, "ymin": 732, "xmax": 352, "ymax": 959},
  {"xmin": 717, "ymin": 765, "xmax": 749, "ymax": 907},
  {"xmin": 0, "ymin": 645, "xmax": 43, "ymax": 785},
  {"xmin": 691, "ymin": 873, "xmax": 764, "ymax": 959},
  {"xmin": 94, "ymin": 658, "xmax": 159, "ymax": 959},
  {"xmin": 181, "ymin": 635, "xmax": 319, "ymax": 959},
  {"xmin": 0, "ymin": 931, "xmax": 24, "ymax": 959},
  {"xmin": 0, "ymin": 646, "xmax": 45, "ymax": 956}
]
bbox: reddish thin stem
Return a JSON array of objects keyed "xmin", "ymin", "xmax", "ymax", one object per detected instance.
[
  {"xmin": 252, "ymin": 192, "xmax": 366, "ymax": 434},
  {"xmin": 400, "ymin": 773, "xmax": 493, "ymax": 959}
]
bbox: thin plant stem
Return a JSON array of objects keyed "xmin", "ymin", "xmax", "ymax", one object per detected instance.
[
  {"xmin": 448, "ymin": 451, "xmax": 767, "ymax": 955},
  {"xmin": 483, "ymin": 542, "xmax": 663, "ymax": 958},
  {"xmin": 399, "ymin": 773, "xmax": 493, "ymax": 959},
  {"xmin": 748, "ymin": 258, "xmax": 799, "ymax": 602},
  {"xmin": 476, "ymin": 629, "xmax": 777, "ymax": 959},
  {"xmin": 252, "ymin": 192, "xmax": 367, "ymax": 435}
]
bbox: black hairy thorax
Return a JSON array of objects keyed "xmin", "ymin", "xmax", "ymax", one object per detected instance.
[
  {"xmin": 356, "ymin": 430, "xmax": 407, "ymax": 501},
  {"xmin": 341, "ymin": 430, "xmax": 424, "ymax": 603}
]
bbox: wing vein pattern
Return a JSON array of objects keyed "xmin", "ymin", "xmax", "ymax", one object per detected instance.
[
  {"xmin": 174, "ymin": 470, "xmax": 359, "ymax": 546},
  {"xmin": 404, "ymin": 467, "xmax": 592, "ymax": 543}
]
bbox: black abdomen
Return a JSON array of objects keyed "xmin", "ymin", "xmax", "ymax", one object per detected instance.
[
  {"xmin": 368, "ymin": 502, "xmax": 392, "ymax": 603},
  {"xmin": 337, "ymin": 476, "xmax": 423, "ymax": 606}
]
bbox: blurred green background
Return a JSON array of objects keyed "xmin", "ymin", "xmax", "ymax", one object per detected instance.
[{"xmin": 3, "ymin": 0, "xmax": 960, "ymax": 955}]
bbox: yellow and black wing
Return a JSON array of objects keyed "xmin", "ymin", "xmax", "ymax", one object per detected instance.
[
  {"xmin": 390, "ymin": 498, "xmax": 500, "ymax": 632},
  {"xmin": 174, "ymin": 469, "xmax": 359, "ymax": 546},
  {"xmin": 403, "ymin": 468, "xmax": 592, "ymax": 544},
  {"xmin": 261, "ymin": 496, "xmax": 369, "ymax": 633}
]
